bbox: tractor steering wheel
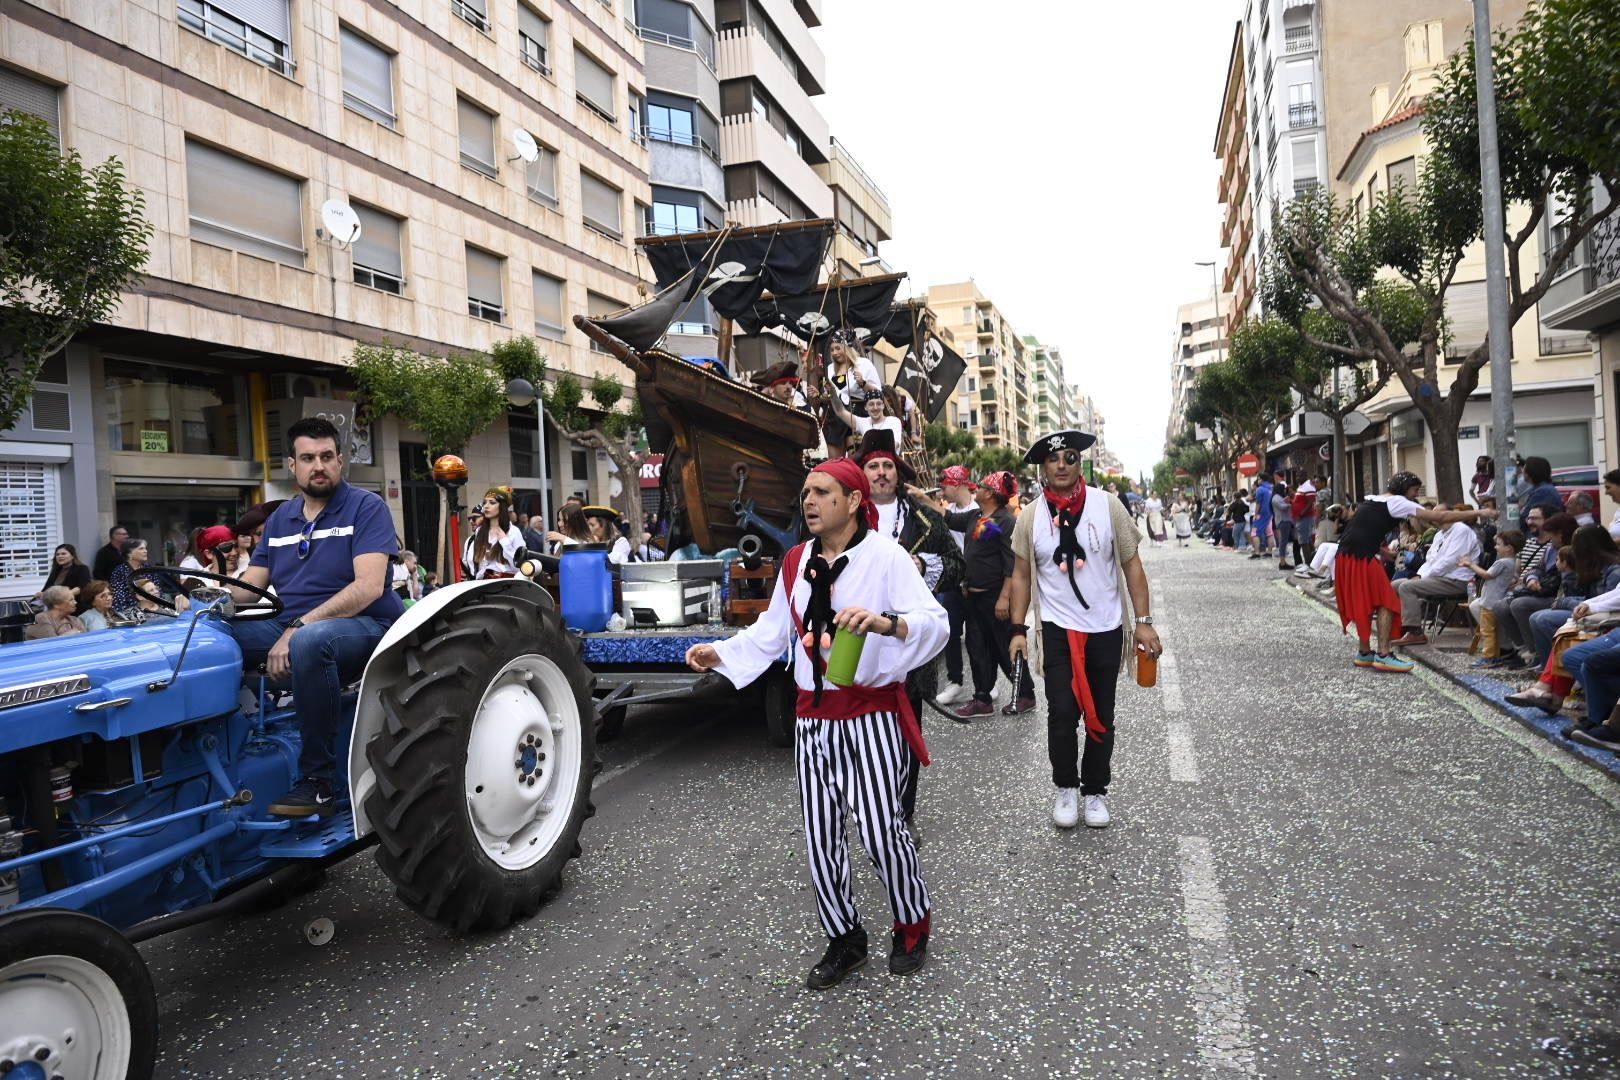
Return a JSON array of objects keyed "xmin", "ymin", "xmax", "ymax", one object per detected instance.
[{"xmin": 131, "ymin": 566, "xmax": 285, "ymax": 621}]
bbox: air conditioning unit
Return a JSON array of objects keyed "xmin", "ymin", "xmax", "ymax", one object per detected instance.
[{"xmin": 267, "ymin": 373, "xmax": 334, "ymax": 400}]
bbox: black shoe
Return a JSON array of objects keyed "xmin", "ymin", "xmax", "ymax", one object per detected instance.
[
  {"xmin": 267, "ymin": 776, "xmax": 338, "ymax": 818},
  {"xmin": 1571, "ymin": 726, "xmax": 1620, "ymax": 753},
  {"xmin": 889, "ymin": 930, "xmax": 929, "ymax": 976},
  {"xmin": 806, "ymin": 927, "xmax": 868, "ymax": 990}
]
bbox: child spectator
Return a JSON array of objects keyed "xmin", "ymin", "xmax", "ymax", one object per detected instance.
[{"xmin": 1465, "ymin": 530, "xmax": 1525, "ymax": 667}]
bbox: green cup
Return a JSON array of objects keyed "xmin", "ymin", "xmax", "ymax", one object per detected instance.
[{"xmin": 825, "ymin": 626, "xmax": 866, "ymax": 687}]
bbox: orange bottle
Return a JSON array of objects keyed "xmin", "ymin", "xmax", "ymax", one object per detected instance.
[{"xmin": 1135, "ymin": 643, "xmax": 1158, "ymax": 688}]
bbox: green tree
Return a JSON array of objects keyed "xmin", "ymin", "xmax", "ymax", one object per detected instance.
[
  {"xmin": 1266, "ymin": 0, "xmax": 1620, "ymax": 502},
  {"xmin": 0, "ymin": 111, "xmax": 152, "ymax": 431},
  {"xmin": 1185, "ymin": 358, "xmax": 1292, "ymax": 487},
  {"xmin": 492, "ymin": 337, "xmax": 647, "ymax": 545},
  {"xmin": 351, "ymin": 342, "xmax": 506, "ymax": 458}
]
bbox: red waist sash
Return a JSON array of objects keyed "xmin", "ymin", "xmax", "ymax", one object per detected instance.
[{"xmin": 795, "ymin": 682, "xmax": 929, "ymax": 766}]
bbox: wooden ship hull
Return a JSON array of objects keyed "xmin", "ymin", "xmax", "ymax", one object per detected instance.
[{"xmin": 574, "ymin": 317, "xmax": 818, "ymax": 554}]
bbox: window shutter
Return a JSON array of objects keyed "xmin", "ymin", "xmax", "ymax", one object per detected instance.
[
  {"xmin": 574, "ymin": 48, "xmax": 615, "ymax": 117},
  {"xmin": 0, "ymin": 67, "xmax": 59, "ymax": 142},
  {"xmin": 0, "ymin": 460, "xmax": 62, "ymax": 592},
  {"xmin": 527, "ymin": 146, "xmax": 558, "ymax": 204},
  {"xmin": 580, "ymin": 172, "xmax": 622, "ymax": 236},
  {"xmin": 209, "ymin": 0, "xmax": 291, "ymax": 41},
  {"xmin": 519, "ymin": 5, "xmax": 549, "ymax": 47},
  {"xmin": 588, "ymin": 291, "xmax": 623, "ymax": 318},
  {"xmin": 1290, "ymin": 137, "xmax": 1316, "ymax": 178},
  {"xmin": 466, "ymin": 247, "xmax": 503, "ymax": 306},
  {"xmin": 533, "ymin": 272, "xmax": 565, "ymax": 332},
  {"xmin": 340, "ymin": 28, "xmax": 394, "ymax": 123},
  {"xmin": 185, "ymin": 141, "xmax": 304, "ymax": 265},
  {"xmin": 351, "ymin": 203, "xmax": 402, "ymax": 278},
  {"xmin": 1387, "ymin": 156, "xmax": 1418, "ymax": 195},
  {"xmin": 1446, "ymin": 280, "xmax": 1487, "ymax": 355},
  {"xmin": 458, "ymin": 97, "xmax": 496, "ymax": 170}
]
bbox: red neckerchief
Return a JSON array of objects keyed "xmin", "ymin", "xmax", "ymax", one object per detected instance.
[
  {"xmin": 1044, "ymin": 483, "xmax": 1086, "ymax": 521},
  {"xmin": 1043, "ymin": 483, "xmax": 1091, "ymax": 609}
]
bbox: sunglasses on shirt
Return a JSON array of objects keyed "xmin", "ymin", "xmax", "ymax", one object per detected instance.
[{"xmin": 296, "ymin": 518, "xmax": 317, "ymax": 560}]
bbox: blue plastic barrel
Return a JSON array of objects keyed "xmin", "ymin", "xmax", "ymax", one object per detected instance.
[{"xmin": 560, "ymin": 543, "xmax": 614, "ymax": 631}]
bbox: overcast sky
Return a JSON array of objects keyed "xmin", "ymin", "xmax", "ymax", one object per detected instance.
[{"xmin": 817, "ymin": 0, "xmax": 1240, "ymax": 479}]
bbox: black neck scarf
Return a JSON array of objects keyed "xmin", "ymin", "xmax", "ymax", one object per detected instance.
[
  {"xmin": 802, "ymin": 538, "xmax": 850, "ymax": 704},
  {"xmin": 1044, "ymin": 486, "xmax": 1090, "ymax": 610}
]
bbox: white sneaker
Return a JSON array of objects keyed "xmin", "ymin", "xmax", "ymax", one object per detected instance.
[
  {"xmin": 1084, "ymin": 794, "xmax": 1111, "ymax": 829},
  {"xmin": 1052, "ymin": 788, "xmax": 1079, "ymax": 828},
  {"xmin": 938, "ymin": 681, "xmax": 971, "ymax": 706}
]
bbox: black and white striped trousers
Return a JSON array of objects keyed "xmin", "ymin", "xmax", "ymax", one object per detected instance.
[{"xmin": 796, "ymin": 710, "xmax": 931, "ymax": 939}]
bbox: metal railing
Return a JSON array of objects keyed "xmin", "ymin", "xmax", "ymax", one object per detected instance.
[
  {"xmin": 634, "ymin": 25, "xmax": 716, "ymax": 69},
  {"xmin": 1288, "ymin": 102, "xmax": 1318, "ymax": 128},
  {"xmin": 520, "ymin": 35, "xmax": 551, "ymax": 75},
  {"xmin": 1595, "ymin": 212, "xmax": 1620, "ymax": 290},
  {"xmin": 643, "ymin": 126, "xmax": 721, "ymax": 162},
  {"xmin": 451, "ymin": 0, "xmax": 490, "ymax": 33},
  {"xmin": 1284, "ymin": 26, "xmax": 1314, "ymax": 53},
  {"xmin": 1293, "ymin": 177, "xmax": 1323, "ymax": 197},
  {"xmin": 828, "ymin": 136, "xmax": 891, "ymax": 206},
  {"xmin": 468, "ymin": 297, "xmax": 504, "ymax": 322},
  {"xmin": 178, "ymin": 0, "xmax": 295, "ymax": 76},
  {"xmin": 354, "ymin": 264, "xmax": 405, "ymax": 295}
]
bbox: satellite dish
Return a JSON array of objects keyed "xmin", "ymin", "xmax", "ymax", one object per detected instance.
[
  {"xmin": 511, "ymin": 128, "xmax": 540, "ymax": 164},
  {"xmin": 319, "ymin": 199, "xmax": 361, "ymax": 247}
]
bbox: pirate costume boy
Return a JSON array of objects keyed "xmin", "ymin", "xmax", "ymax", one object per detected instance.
[
  {"xmin": 686, "ymin": 457, "xmax": 948, "ymax": 989},
  {"xmin": 1008, "ymin": 430, "xmax": 1162, "ymax": 830}
]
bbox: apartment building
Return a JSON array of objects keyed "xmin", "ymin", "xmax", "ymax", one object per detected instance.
[
  {"xmin": 815, "ymin": 135, "xmax": 890, "ymax": 280},
  {"xmin": 1328, "ymin": 15, "xmax": 1591, "ymax": 499},
  {"xmin": 1214, "ymin": 23, "xmax": 1255, "ymax": 336},
  {"xmin": 0, "ymin": 0, "xmax": 651, "ymax": 600},
  {"xmin": 1025, "ymin": 336, "xmax": 1074, "ymax": 437},
  {"xmin": 1541, "ymin": 188, "xmax": 1619, "ymax": 487},
  {"xmin": 629, "ymin": 0, "xmax": 725, "ymax": 354},
  {"xmin": 1165, "ymin": 292, "xmax": 1229, "ymax": 443},
  {"xmin": 713, "ymin": 0, "xmax": 830, "ymax": 227},
  {"xmin": 925, "ymin": 281, "xmax": 1033, "ymax": 452}
]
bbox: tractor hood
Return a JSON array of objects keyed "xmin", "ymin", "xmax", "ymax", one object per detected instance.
[{"xmin": 0, "ymin": 616, "xmax": 243, "ymax": 754}]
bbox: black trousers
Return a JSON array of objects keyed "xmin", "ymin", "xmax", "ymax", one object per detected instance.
[
  {"xmin": 937, "ymin": 587, "xmax": 966, "ymax": 685},
  {"xmin": 1042, "ymin": 622, "xmax": 1122, "ymax": 795},
  {"xmin": 965, "ymin": 589, "xmax": 1034, "ymax": 702}
]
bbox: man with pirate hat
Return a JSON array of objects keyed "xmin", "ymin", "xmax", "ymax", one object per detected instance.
[
  {"xmin": 749, "ymin": 360, "xmax": 810, "ymax": 409},
  {"xmin": 1008, "ymin": 429, "xmax": 1161, "ymax": 830},
  {"xmin": 686, "ymin": 456, "xmax": 948, "ymax": 988},
  {"xmin": 855, "ymin": 428, "xmax": 963, "ymax": 820}
]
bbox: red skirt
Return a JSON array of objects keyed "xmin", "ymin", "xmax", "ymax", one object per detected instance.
[{"xmin": 1334, "ymin": 553, "xmax": 1400, "ymax": 636}]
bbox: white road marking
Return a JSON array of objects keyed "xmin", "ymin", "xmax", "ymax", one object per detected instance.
[
  {"xmin": 1153, "ymin": 584, "xmax": 1198, "ymax": 781},
  {"xmin": 594, "ymin": 715, "xmax": 725, "ymax": 788},
  {"xmin": 1177, "ymin": 835, "xmax": 1260, "ymax": 1075}
]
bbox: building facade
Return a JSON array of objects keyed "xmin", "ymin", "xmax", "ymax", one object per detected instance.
[
  {"xmin": 1214, "ymin": 22, "xmax": 1255, "ymax": 335},
  {"xmin": 815, "ymin": 135, "xmax": 890, "ymax": 280},
  {"xmin": 0, "ymin": 0, "xmax": 652, "ymax": 599},
  {"xmin": 1165, "ymin": 292, "xmax": 1230, "ymax": 444},
  {"xmin": 925, "ymin": 281, "xmax": 1033, "ymax": 453}
]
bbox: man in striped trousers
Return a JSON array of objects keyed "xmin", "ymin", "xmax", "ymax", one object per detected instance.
[{"xmin": 687, "ymin": 457, "xmax": 949, "ymax": 989}]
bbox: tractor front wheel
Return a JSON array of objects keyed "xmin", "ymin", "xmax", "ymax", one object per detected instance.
[
  {"xmin": 365, "ymin": 591, "xmax": 596, "ymax": 933},
  {"xmin": 0, "ymin": 908, "xmax": 157, "ymax": 1080}
]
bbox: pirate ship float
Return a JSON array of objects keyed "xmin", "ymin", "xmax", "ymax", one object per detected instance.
[{"xmin": 574, "ymin": 219, "xmax": 966, "ymax": 557}]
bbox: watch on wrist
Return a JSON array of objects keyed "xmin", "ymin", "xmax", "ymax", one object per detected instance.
[
  {"xmin": 880, "ymin": 611, "xmax": 902, "ymax": 637},
  {"xmin": 1135, "ymin": 615, "xmax": 1155, "ymax": 626},
  {"xmin": 287, "ymin": 617, "xmax": 305, "ymax": 630}
]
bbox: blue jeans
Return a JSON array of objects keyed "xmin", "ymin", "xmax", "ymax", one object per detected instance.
[
  {"xmin": 231, "ymin": 615, "xmax": 387, "ymax": 781},
  {"xmin": 1561, "ymin": 628, "xmax": 1620, "ymax": 728},
  {"xmin": 1254, "ymin": 515, "xmax": 1272, "ymax": 552}
]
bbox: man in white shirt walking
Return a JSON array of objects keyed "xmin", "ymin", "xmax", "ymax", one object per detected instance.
[{"xmin": 1390, "ymin": 510, "xmax": 1483, "ymax": 647}]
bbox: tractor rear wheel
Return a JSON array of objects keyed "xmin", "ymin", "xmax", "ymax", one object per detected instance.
[
  {"xmin": 761, "ymin": 665, "xmax": 796, "ymax": 748},
  {"xmin": 0, "ymin": 908, "xmax": 157, "ymax": 1080},
  {"xmin": 365, "ymin": 591, "xmax": 596, "ymax": 933}
]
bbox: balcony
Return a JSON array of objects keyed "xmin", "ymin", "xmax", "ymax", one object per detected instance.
[
  {"xmin": 716, "ymin": 26, "xmax": 828, "ymax": 145},
  {"xmin": 1293, "ymin": 176, "xmax": 1323, "ymax": 198},
  {"xmin": 634, "ymin": 24, "xmax": 715, "ymax": 70},
  {"xmin": 979, "ymin": 386, "xmax": 996, "ymax": 403},
  {"xmin": 1288, "ymin": 102, "xmax": 1318, "ymax": 129},
  {"xmin": 1543, "ymin": 212, "xmax": 1620, "ymax": 332},
  {"xmin": 717, "ymin": 114, "xmax": 833, "ymax": 217},
  {"xmin": 976, "ymin": 320, "xmax": 994, "ymax": 338},
  {"xmin": 1284, "ymin": 26, "xmax": 1315, "ymax": 54}
]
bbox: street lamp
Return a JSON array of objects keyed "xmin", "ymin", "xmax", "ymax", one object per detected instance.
[{"xmin": 504, "ymin": 376, "xmax": 550, "ymax": 543}]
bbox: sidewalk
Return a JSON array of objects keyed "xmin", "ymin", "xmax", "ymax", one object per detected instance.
[{"xmin": 1258, "ymin": 553, "xmax": 1620, "ymax": 783}]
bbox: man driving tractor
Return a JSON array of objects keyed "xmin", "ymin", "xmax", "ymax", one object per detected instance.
[{"xmin": 230, "ymin": 416, "xmax": 404, "ymax": 818}]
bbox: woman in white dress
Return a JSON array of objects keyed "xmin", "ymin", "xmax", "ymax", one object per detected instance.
[
  {"xmin": 1171, "ymin": 499, "xmax": 1193, "ymax": 546},
  {"xmin": 583, "ymin": 506, "xmax": 633, "ymax": 565},
  {"xmin": 1144, "ymin": 496, "xmax": 1168, "ymax": 546},
  {"xmin": 463, "ymin": 485, "xmax": 526, "ymax": 578}
]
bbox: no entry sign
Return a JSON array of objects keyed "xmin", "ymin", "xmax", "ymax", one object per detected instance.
[{"xmin": 1235, "ymin": 453, "xmax": 1261, "ymax": 477}]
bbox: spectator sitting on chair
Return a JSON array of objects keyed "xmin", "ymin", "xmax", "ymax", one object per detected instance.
[
  {"xmin": 1521, "ymin": 526, "xmax": 1620, "ymax": 671},
  {"xmin": 79, "ymin": 581, "xmax": 115, "ymax": 632},
  {"xmin": 1391, "ymin": 506, "xmax": 1482, "ymax": 646},
  {"xmin": 1495, "ymin": 512, "xmax": 1577, "ymax": 665},
  {"xmin": 228, "ymin": 416, "xmax": 404, "ymax": 819},
  {"xmin": 1464, "ymin": 530, "xmax": 1526, "ymax": 668},
  {"xmin": 26, "ymin": 586, "xmax": 86, "ymax": 639}
]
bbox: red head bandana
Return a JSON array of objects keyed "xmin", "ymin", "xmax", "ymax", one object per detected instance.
[{"xmin": 811, "ymin": 457, "xmax": 879, "ymax": 530}]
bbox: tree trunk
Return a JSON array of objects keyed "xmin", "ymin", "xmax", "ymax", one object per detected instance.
[{"xmin": 1419, "ymin": 401, "xmax": 1467, "ymax": 505}]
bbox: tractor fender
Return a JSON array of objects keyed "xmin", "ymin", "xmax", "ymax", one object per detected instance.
[{"xmin": 346, "ymin": 577, "xmax": 559, "ymax": 838}]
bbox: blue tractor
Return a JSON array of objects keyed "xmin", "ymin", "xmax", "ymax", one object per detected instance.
[{"xmin": 0, "ymin": 569, "xmax": 596, "ymax": 1080}]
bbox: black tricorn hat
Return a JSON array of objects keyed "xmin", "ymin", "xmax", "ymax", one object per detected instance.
[
  {"xmin": 1023, "ymin": 429, "xmax": 1097, "ymax": 466},
  {"xmin": 854, "ymin": 428, "xmax": 916, "ymax": 484},
  {"xmin": 748, "ymin": 360, "xmax": 800, "ymax": 387},
  {"xmin": 581, "ymin": 504, "xmax": 621, "ymax": 522}
]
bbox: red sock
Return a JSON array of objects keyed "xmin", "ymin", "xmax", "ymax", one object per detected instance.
[{"xmin": 893, "ymin": 911, "xmax": 931, "ymax": 951}]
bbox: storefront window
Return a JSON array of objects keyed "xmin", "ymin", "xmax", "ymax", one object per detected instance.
[
  {"xmin": 114, "ymin": 483, "xmax": 253, "ymax": 567},
  {"xmin": 104, "ymin": 359, "xmax": 249, "ymax": 458}
]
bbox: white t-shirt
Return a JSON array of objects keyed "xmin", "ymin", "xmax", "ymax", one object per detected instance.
[
  {"xmin": 1610, "ymin": 507, "xmax": 1620, "ymax": 542},
  {"xmin": 853, "ymin": 414, "xmax": 904, "ymax": 442},
  {"xmin": 1027, "ymin": 489, "xmax": 1122, "ymax": 633}
]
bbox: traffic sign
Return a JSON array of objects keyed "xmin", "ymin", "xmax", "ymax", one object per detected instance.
[{"xmin": 1235, "ymin": 452, "xmax": 1261, "ymax": 476}]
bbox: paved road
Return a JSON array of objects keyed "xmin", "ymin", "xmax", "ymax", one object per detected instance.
[{"xmin": 146, "ymin": 542, "xmax": 1620, "ymax": 1078}]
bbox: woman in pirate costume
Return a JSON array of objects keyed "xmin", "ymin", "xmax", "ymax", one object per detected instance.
[
  {"xmin": 1008, "ymin": 430, "xmax": 1161, "ymax": 831},
  {"xmin": 463, "ymin": 485, "xmax": 526, "ymax": 579},
  {"xmin": 820, "ymin": 329, "xmax": 882, "ymax": 459},
  {"xmin": 686, "ymin": 457, "xmax": 948, "ymax": 990},
  {"xmin": 582, "ymin": 505, "xmax": 633, "ymax": 565}
]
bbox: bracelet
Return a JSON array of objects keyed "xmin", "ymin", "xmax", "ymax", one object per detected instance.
[{"xmin": 1009, "ymin": 623, "xmax": 1029, "ymax": 636}]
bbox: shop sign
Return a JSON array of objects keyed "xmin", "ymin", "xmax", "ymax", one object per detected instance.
[
  {"xmin": 140, "ymin": 429, "xmax": 169, "ymax": 453},
  {"xmin": 1457, "ymin": 425, "xmax": 1481, "ymax": 440},
  {"xmin": 639, "ymin": 453, "xmax": 664, "ymax": 489}
]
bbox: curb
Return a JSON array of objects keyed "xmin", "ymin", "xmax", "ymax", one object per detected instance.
[{"xmin": 1276, "ymin": 574, "xmax": 1620, "ymax": 784}]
